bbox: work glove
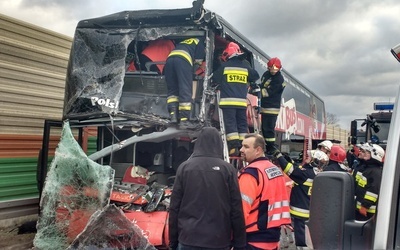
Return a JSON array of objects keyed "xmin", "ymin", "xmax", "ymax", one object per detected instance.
[{"xmin": 359, "ymin": 206, "xmax": 368, "ymax": 217}]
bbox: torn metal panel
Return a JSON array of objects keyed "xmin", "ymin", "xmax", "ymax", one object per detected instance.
[
  {"xmin": 89, "ymin": 127, "xmax": 199, "ymax": 161},
  {"xmin": 67, "ymin": 204, "xmax": 157, "ymax": 250},
  {"xmin": 33, "ymin": 121, "xmax": 115, "ymax": 249}
]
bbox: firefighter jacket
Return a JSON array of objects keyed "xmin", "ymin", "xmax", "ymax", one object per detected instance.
[
  {"xmin": 169, "ymin": 127, "xmax": 246, "ymax": 249},
  {"xmin": 260, "ymin": 70, "xmax": 285, "ymax": 115},
  {"xmin": 213, "ymin": 57, "xmax": 259, "ymax": 109},
  {"xmin": 323, "ymin": 160, "xmax": 348, "ymax": 172},
  {"xmin": 277, "ymin": 156, "xmax": 318, "ymax": 220},
  {"xmin": 238, "ymin": 157, "xmax": 291, "ymax": 244},
  {"xmin": 353, "ymin": 158, "xmax": 383, "ymax": 216},
  {"xmin": 167, "ymin": 38, "xmax": 205, "ymax": 66}
]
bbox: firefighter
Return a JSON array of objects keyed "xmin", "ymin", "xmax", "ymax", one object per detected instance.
[
  {"xmin": 164, "ymin": 37, "xmax": 205, "ymax": 127},
  {"xmin": 212, "ymin": 42, "xmax": 259, "ymax": 156},
  {"xmin": 317, "ymin": 140, "xmax": 333, "ymax": 156},
  {"xmin": 272, "ymin": 148, "xmax": 329, "ymax": 248},
  {"xmin": 139, "ymin": 39, "xmax": 175, "ymax": 73},
  {"xmin": 347, "ymin": 144, "xmax": 364, "ymax": 171},
  {"xmin": 324, "ymin": 144, "xmax": 349, "ymax": 172},
  {"xmin": 169, "ymin": 127, "xmax": 246, "ymax": 250},
  {"xmin": 353, "ymin": 143, "xmax": 384, "ymax": 220},
  {"xmin": 259, "ymin": 57, "xmax": 285, "ymax": 154},
  {"xmin": 238, "ymin": 133, "xmax": 291, "ymax": 249},
  {"xmin": 302, "ymin": 139, "xmax": 332, "ymax": 163}
]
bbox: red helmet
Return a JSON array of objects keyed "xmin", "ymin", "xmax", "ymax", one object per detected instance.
[
  {"xmin": 267, "ymin": 57, "xmax": 282, "ymax": 69},
  {"xmin": 329, "ymin": 145, "xmax": 346, "ymax": 163},
  {"xmin": 221, "ymin": 42, "xmax": 243, "ymax": 62}
]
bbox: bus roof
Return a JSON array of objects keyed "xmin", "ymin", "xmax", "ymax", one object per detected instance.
[{"xmin": 75, "ymin": 1, "xmax": 323, "ymax": 105}]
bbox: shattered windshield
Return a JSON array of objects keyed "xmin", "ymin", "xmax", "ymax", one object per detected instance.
[
  {"xmin": 63, "ymin": 26, "xmax": 192, "ymax": 119},
  {"xmin": 34, "ymin": 122, "xmax": 172, "ymax": 249},
  {"xmin": 34, "ymin": 121, "xmax": 115, "ymax": 249}
]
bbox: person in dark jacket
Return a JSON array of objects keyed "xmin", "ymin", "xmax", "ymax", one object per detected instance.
[
  {"xmin": 169, "ymin": 127, "xmax": 246, "ymax": 250},
  {"xmin": 164, "ymin": 37, "xmax": 205, "ymax": 127},
  {"xmin": 347, "ymin": 144, "xmax": 364, "ymax": 171},
  {"xmin": 212, "ymin": 42, "xmax": 259, "ymax": 156},
  {"xmin": 324, "ymin": 144, "xmax": 349, "ymax": 172},
  {"xmin": 260, "ymin": 57, "xmax": 286, "ymax": 154},
  {"xmin": 259, "ymin": 57, "xmax": 285, "ymax": 154},
  {"xmin": 353, "ymin": 143, "xmax": 384, "ymax": 220},
  {"xmin": 273, "ymin": 149, "xmax": 329, "ymax": 248}
]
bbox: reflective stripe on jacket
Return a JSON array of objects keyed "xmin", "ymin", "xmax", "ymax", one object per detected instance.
[
  {"xmin": 239, "ymin": 159, "xmax": 291, "ymax": 234},
  {"xmin": 168, "ymin": 50, "xmax": 193, "ymax": 65},
  {"xmin": 353, "ymin": 159, "xmax": 382, "ymax": 215},
  {"xmin": 167, "ymin": 38, "xmax": 205, "ymax": 66},
  {"xmin": 213, "ymin": 58, "xmax": 259, "ymax": 109},
  {"xmin": 277, "ymin": 157, "xmax": 318, "ymax": 219}
]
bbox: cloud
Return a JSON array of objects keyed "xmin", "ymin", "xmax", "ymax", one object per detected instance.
[{"xmin": 1, "ymin": 0, "xmax": 400, "ymax": 130}]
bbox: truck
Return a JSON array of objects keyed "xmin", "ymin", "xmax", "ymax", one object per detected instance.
[
  {"xmin": 304, "ymin": 46, "xmax": 400, "ymax": 249},
  {"xmin": 35, "ymin": 1, "xmax": 327, "ymax": 249},
  {"xmin": 349, "ymin": 102, "xmax": 394, "ymax": 150}
]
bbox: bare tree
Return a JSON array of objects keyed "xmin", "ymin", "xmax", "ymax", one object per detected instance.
[{"xmin": 327, "ymin": 112, "xmax": 340, "ymax": 126}]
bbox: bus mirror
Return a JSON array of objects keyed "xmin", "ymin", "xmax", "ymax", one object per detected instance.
[
  {"xmin": 350, "ymin": 120, "xmax": 357, "ymax": 145},
  {"xmin": 350, "ymin": 120, "xmax": 357, "ymax": 136},
  {"xmin": 306, "ymin": 172, "xmax": 355, "ymax": 249},
  {"xmin": 391, "ymin": 43, "xmax": 400, "ymax": 63}
]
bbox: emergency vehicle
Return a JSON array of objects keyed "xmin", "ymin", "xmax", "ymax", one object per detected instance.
[
  {"xmin": 304, "ymin": 45, "xmax": 400, "ymax": 249},
  {"xmin": 349, "ymin": 102, "xmax": 394, "ymax": 149},
  {"xmin": 36, "ymin": 0, "xmax": 326, "ymax": 248}
]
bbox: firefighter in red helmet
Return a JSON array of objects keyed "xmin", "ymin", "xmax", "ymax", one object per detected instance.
[
  {"xmin": 323, "ymin": 144, "xmax": 349, "ymax": 172},
  {"xmin": 212, "ymin": 42, "xmax": 259, "ymax": 156},
  {"xmin": 259, "ymin": 57, "xmax": 286, "ymax": 154}
]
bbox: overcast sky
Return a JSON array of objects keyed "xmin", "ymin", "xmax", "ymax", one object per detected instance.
[{"xmin": 1, "ymin": 0, "xmax": 400, "ymax": 129}]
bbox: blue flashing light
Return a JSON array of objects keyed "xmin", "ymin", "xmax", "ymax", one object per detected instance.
[{"xmin": 374, "ymin": 102, "xmax": 394, "ymax": 111}]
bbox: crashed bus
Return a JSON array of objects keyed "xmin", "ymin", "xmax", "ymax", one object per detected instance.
[{"xmin": 35, "ymin": 1, "xmax": 326, "ymax": 249}]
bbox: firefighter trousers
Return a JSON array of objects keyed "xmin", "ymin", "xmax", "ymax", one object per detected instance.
[
  {"xmin": 261, "ymin": 113, "xmax": 278, "ymax": 143},
  {"xmin": 222, "ymin": 107, "xmax": 248, "ymax": 142},
  {"xmin": 292, "ymin": 216, "xmax": 307, "ymax": 247},
  {"xmin": 165, "ymin": 57, "xmax": 193, "ymax": 104}
]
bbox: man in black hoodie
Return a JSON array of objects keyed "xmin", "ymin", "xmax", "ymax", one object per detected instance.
[{"xmin": 169, "ymin": 127, "xmax": 246, "ymax": 250}]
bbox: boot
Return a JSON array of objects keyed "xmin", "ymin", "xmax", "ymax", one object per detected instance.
[
  {"xmin": 189, "ymin": 102, "xmax": 197, "ymax": 122},
  {"xmin": 179, "ymin": 106, "xmax": 201, "ymax": 130},
  {"xmin": 167, "ymin": 103, "xmax": 179, "ymax": 124}
]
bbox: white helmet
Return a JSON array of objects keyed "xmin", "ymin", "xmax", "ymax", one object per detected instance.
[
  {"xmin": 310, "ymin": 150, "xmax": 329, "ymax": 168},
  {"xmin": 318, "ymin": 140, "xmax": 333, "ymax": 151},
  {"xmin": 360, "ymin": 143, "xmax": 385, "ymax": 163}
]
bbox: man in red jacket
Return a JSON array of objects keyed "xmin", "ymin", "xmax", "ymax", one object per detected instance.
[{"xmin": 239, "ymin": 133, "xmax": 291, "ymax": 250}]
